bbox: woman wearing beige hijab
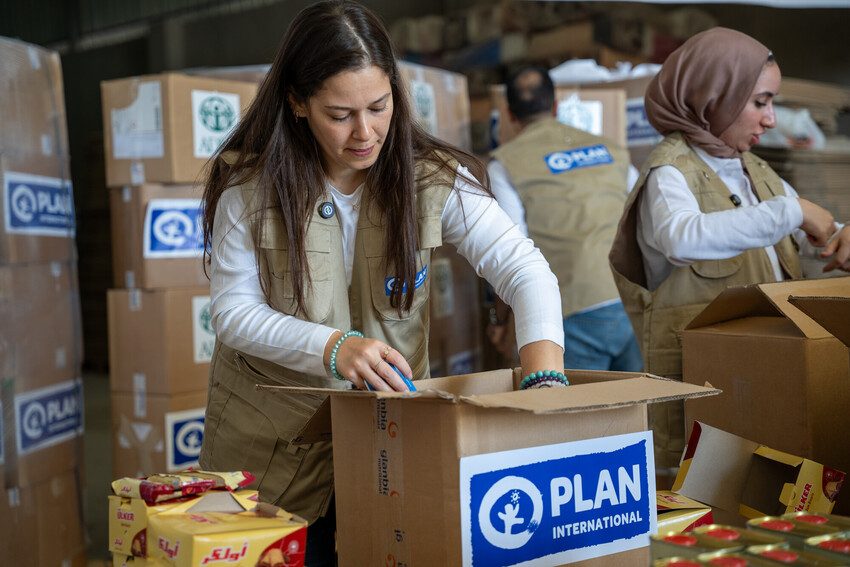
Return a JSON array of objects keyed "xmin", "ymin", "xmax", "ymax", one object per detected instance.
[{"xmin": 609, "ymin": 27, "xmax": 850, "ymax": 474}]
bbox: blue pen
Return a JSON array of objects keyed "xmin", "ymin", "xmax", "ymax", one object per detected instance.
[{"xmin": 365, "ymin": 363, "xmax": 417, "ymax": 392}]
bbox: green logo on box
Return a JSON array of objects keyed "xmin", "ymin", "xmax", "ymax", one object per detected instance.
[
  {"xmin": 200, "ymin": 302, "xmax": 214, "ymax": 335},
  {"xmin": 198, "ymin": 96, "xmax": 236, "ymax": 133}
]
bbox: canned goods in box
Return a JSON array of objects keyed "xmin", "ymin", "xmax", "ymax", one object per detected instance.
[
  {"xmin": 698, "ymin": 550, "xmax": 776, "ymax": 566},
  {"xmin": 694, "ymin": 525, "xmax": 788, "ymax": 548},
  {"xmin": 746, "ymin": 543, "xmax": 847, "ymax": 565},
  {"xmin": 747, "ymin": 516, "xmax": 840, "ymax": 549},
  {"xmin": 651, "ymin": 531, "xmax": 744, "ymax": 559},
  {"xmin": 653, "ymin": 557, "xmax": 707, "ymax": 566},
  {"xmin": 804, "ymin": 533, "xmax": 850, "ymax": 563},
  {"xmin": 782, "ymin": 512, "xmax": 850, "ymax": 533}
]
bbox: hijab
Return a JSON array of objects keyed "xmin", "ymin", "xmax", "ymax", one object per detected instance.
[{"xmin": 645, "ymin": 27, "xmax": 772, "ymax": 158}]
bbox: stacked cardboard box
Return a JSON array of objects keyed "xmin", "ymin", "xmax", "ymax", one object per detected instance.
[
  {"xmin": 0, "ymin": 36, "xmax": 86, "ymax": 565},
  {"xmin": 101, "ymin": 72, "xmax": 257, "ymax": 479}
]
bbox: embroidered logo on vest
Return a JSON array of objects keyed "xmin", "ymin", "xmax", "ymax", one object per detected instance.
[
  {"xmin": 384, "ymin": 265, "xmax": 428, "ymax": 296},
  {"xmin": 544, "ymin": 145, "xmax": 613, "ymax": 174}
]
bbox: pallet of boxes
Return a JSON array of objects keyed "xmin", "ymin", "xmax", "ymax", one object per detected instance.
[
  {"xmin": 100, "ymin": 73, "xmax": 257, "ymax": 483},
  {"xmin": 0, "ymin": 37, "xmax": 86, "ymax": 565}
]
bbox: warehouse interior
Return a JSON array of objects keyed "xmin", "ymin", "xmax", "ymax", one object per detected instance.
[{"xmin": 2, "ymin": 1, "xmax": 850, "ymax": 565}]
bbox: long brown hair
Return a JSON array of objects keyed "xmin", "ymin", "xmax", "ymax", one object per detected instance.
[{"xmin": 203, "ymin": 0, "xmax": 488, "ymax": 316}]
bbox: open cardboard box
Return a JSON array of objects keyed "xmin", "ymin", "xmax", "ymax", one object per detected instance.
[
  {"xmin": 146, "ymin": 490, "xmax": 307, "ymax": 566},
  {"xmin": 789, "ymin": 294, "xmax": 850, "ymax": 372},
  {"xmin": 682, "ymin": 277, "xmax": 850, "ymax": 514},
  {"xmin": 263, "ymin": 368, "xmax": 718, "ymax": 566},
  {"xmin": 673, "ymin": 421, "xmax": 845, "ymax": 526}
]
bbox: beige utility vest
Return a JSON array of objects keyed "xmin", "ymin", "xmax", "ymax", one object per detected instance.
[
  {"xmin": 199, "ymin": 164, "xmax": 452, "ymax": 523},
  {"xmin": 609, "ymin": 132, "xmax": 801, "ymax": 377},
  {"xmin": 492, "ymin": 118, "xmax": 630, "ymax": 316}
]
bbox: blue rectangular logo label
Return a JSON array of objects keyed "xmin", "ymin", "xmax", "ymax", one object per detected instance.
[
  {"xmin": 626, "ymin": 98, "xmax": 663, "ymax": 146},
  {"xmin": 143, "ymin": 198, "xmax": 204, "ymax": 259},
  {"xmin": 15, "ymin": 379, "xmax": 84, "ymax": 455},
  {"xmin": 384, "ymin": 264, "xmax": 428, "ymax": 296},
  {"xmin": 544, "ymin": 145, "xmax": 613, "ymax": 174},
  {"xmin": 4, "ymin": 171, "xmax": 75, "ymax": 237},
  {"xmin": 165, "ymin": 407, "xmax": 206, "ymax": 471},
  {"xmin": 461, "ymin": 431, "xmax": 655, "ymax": 566}
]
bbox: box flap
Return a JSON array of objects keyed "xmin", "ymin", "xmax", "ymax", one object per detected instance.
[
  {"xmin": 687, "ymin": 278, "xmax": 850, "ymax": 338},
  {"xmin": 257, "ymin": 385, "xmax": 456, "ymax": 445},
  {"xmin": 458, "ymin": 375, "xmax": 719, "ymax": 413},
  {"xmin": 789, "ymin": 295, "xmax": 850, "ymax": 348},
  {"xmin": 674, "ymin": 422, "xmax": 759, "ymax": 514}
]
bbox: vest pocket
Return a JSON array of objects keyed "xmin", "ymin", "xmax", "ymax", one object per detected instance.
[
  {"xmin": 366, "ymin": 254, "xmax": 431, "ymax": 321},
  {"xmin": 690, "ymin": 255, "xmax": 744, "ymax": 279},
  {"xmin": 259, "ymin": 226, "xmax": 333, "ymax": 322}
]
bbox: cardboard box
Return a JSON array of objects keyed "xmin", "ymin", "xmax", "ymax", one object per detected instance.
[
  {"xmin": 1, "ymin": 152, "xmax": 76, "ymax": 265},
  {"xmin": 673, "ymin": 422, "xmax": 845, "ymax": 524},
  {"xmin": 111, "ymin": 389, "xmax": 207, "ymax": 479},
  {"xmin": 1, "ymin": 469, "xmax": 87, "ymax": 565},
  {"xmin": 0, "ymin": 261, "xmax": 82, "ymax": 389},
  {"xmin": 108, "ymin": 287, "xmax": 212, "ymax": 395},
  {"xmin": 0, "ymin": 37, "xmax": 69, "ymax": 158},
  {"xmin": 269, "ymin": 368, "xmax": 718, "ymax": 565},
  {"xmin": 655, "ymin": 491, "xmax": 713, "ymax": 533},
  {"xmin": 526, "ymin": 21, "xmax": 596, "ymax": 60},
  {"xmin": 147, "ymin": 491, "xmax": 307, "ymax": 567},
  {"xmin": 428, "ymin": 246, "xmax": 482, "ymax": 378},
  {"xmin": 109, "ymin": 184, "xmax": 207, "ymax": 289},
  {"xmin": 682, "ymin": 278, "xmax": 850, "ymax": 513},
  {"xmin": 108, "ymin": 488, "xmax": 258, "ymax": 557},
  {"xmin": 399, "ymin": 61, "xmax": 472, "ymax": 151},
  {"xmin": 101, "ymin": 73, "xmax": 258, "ymax": 186},
  {"xmin": 789, "ymin": 294, "xmax": 850, "ymax": 374},
  {"xmin": 490, "ymin": 84, "xmax": 627, "ymax": 148},
  {"xmin": 1, "ymin": 377, "xmax": 84, "ymax": 488}
]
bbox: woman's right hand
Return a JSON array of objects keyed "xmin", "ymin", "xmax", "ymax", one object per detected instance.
[
  {"xmin": 325, "ymin": 332, "xmax": 414, "ymax": 392},
  {"xmin": 799, "ymin": 198, "xmax": 837, "ymax": 247}
]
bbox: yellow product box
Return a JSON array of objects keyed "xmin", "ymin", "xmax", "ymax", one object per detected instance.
[
  {"xmin": 674, "ymin": 422, "xmax": 845, "ymax": 525},
  {"xmin": 109, "ymin": 489, "xmax": 258, "ymax": 557},
  {"xmin": 656, "ymin": 491, "xmax": 714, "ymax": 534},
  {"xmin": 148, "ymin": 492, "xmax": 307, "ymax": 567},
  {"xmin": 113, "ymin": 553, "xmax": 154, "ymax": 566}
]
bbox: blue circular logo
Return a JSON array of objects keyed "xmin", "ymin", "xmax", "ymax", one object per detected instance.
[{"xmin": 319, "ymin": 201, "xmax": 335, "ymax": 219}]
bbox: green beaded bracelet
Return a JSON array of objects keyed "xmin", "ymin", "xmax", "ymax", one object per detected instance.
[
  {"xmin": 518, "ymin": 370, "xmax": 569, "ymax": 390},
  {"xmin": 329, "ymin": 330, "xmax": 364, "ymax": 381}
]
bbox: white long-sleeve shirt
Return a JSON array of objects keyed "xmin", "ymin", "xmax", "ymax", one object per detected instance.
[
  {"xmin": 636, "ymin": 146, "xmax": 834, "ymax": 291},
  {"xmin": 210, "ymin": 165, "xmax": 564, "ymax": 377},
  {"xmin": 487, "ymin": 158, "xmax": 639, "ymax": 314}
]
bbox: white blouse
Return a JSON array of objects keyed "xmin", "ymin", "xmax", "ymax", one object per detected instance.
[
  {"xmin": 636, "ymin": 146, "xmax": 830, "ymax": 291},
  {"xmin": 209, "ymin": 165, "xmax": 564, "ymax": 377}
]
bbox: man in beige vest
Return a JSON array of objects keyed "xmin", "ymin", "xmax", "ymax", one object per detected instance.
[{"xmin": 488, "ymin": 66, "xmax": 642, "ymax": 372}]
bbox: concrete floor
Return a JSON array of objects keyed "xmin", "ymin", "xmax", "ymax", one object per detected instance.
[{"xmin": 82, "ymin": 370, "xmax": 111, "ymax": 564}]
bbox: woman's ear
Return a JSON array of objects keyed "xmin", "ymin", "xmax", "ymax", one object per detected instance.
[{"xmin": 288, "ymin": 93, "xmax": 307, "ymax": 120}]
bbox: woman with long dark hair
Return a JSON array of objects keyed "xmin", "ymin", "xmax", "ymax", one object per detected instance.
[{"xmin": 199, "ymin": 1, "xmax": 564, "ymax": 562}]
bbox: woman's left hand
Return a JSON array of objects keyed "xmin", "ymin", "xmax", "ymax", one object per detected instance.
[{"xmin": 820, "ymin": 225, "xmax": 850, "ymax": 272}]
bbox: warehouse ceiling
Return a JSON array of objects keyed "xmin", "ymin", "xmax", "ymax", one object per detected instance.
[{"xmin": 0, "ymin": 0, "xmax": 282, "ymax": 50}]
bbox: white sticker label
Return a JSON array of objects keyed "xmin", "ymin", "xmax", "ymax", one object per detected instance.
[
  {"xmin": 409, "ymin": 80, "xmax": 438, "ymax": 136},
  {"xmin": 165, "ymin": 407, "xmax": 206, "ymax": 471},
  {"xmin": 41, "ymin": 134, "xmax": 53, "ymax": 156},
  {"xmin": 111, "ymin": 81, "xmax": 164, "ymax": 159},
  {"xmin": 192, "ymin": 295, "xmax": 215, "ymax": 364},
  {"xmin": 192, "ymin": 90, "xmax": 241, "ymax": 158},
  {"xmin": 133, "ymin": 373, "xmax": 147, "ymax": 418},
  {"xmin": 557, "ymin": 93, "xmax": 603, "ymax": 137},
  {"xmin": 129, "ymin": 161, "xmax": 145, "ymax": 185},
  {"xmin": 128, "ymin": 289, "xmax": 141, "ymax": 311},
  {"xmin": 430, "ymin": 257, "xmax": 454, "ymax": 319}
]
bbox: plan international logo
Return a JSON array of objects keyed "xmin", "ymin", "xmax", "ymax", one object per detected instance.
[
  {"xmin": 460, "ymin": 431, "xmax": 656, "ymax": 566},
  {"xmin": 544, "ymin": 144, "xmax": 613, "ymax": 174}
]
